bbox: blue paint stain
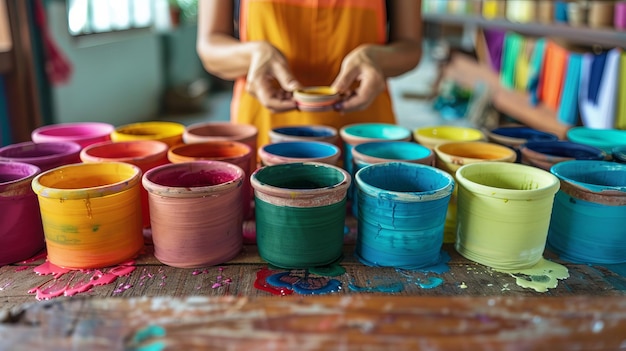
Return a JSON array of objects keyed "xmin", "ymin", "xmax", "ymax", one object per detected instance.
[
  {"xmin": 416, "ymin": 276, "xmax": 444, "ymax": 289},
  {"xmin": 348, "ymin": 281, "xmax": 404, "ymax": 293}
]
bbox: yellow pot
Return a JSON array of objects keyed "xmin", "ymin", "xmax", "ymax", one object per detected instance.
[
  {"xmin": 32, "ymin": 162, "xmax": 144, "ymax": 269},
  {"xmin": 454, "ymin": 162, "xmax": 560, "ymax": 270},
  {"xmin": 413, "ymin": 125, "xmax": 485, "ymax": 150},
  {"xmin": 111, "ymin": 121, "xmax": 185, "ymax": 147}
]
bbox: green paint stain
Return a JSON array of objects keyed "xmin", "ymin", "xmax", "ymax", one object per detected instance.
[
  {"xmin": 60, "ymin": 225, "xmax": 79, "ymax": 233},
  {"xmin": 309, "ymin": 263, "xmax": 346, "ymax": 277},
  {"xmin": 92, "ymin": 225, "xmax": 100, "ymax": 232}
]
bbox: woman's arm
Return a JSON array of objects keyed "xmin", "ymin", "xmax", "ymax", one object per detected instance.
[{"xmin": 196, "ymin": 0, "xmax": 257, "ymax": 80}]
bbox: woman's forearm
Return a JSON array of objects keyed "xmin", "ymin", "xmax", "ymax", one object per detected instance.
[{"xmin": 196, "ymin": 34, "xmax": 262, "ymax": 81}]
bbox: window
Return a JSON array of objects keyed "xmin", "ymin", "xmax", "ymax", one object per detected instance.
[{"xmin": 67, "ymin": 0, "xmax": 154, "ymax": 36}]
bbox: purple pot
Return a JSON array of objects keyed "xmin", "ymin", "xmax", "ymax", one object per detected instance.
[{"xmin": 0, "ymin": 141, "xmax": 82, "ymax": 172}]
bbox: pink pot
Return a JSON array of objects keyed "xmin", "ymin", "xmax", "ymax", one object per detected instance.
[
  {"xmin": 80, "ymin": 140, "xmax": 170, "ymax": 228},
  {"xmin": 31, "ymin": 122, "xmax": 114, "ymax": 149},
  {"xmin": 142, "ymin": 161, "xmax": 245, "ymax": 268},
  {"xmin": 0, "ymin": 141, "xmax": 81, "ymax": 172},
  {"xmin": 0, "ymin": 161, "xmax": 45, "ymax": 265}
]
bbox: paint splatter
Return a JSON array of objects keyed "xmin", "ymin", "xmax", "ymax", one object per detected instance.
[
  {"xmin": 348, "ymin": 281, "xmax": 404, "ymax": 293},
  {"xmin": 266, "ymin": 271, "xmax": 342, "ymax": 295},
  {"xmin": 253, "ymin": 267, "xmax": 294, "ymax": 296},
  {"xmin": 27, "ymin": 260, "xmax": 136, "ymax": 300}
]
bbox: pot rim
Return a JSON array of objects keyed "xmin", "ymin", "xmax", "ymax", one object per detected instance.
[
  {"xmin": 142, "ymin": 161, "xmax": 244, "ymax": 198},
  {"xmin": 550, "ymin": 160, "xmax": 626, "ymax": 202},
  {"xmin": 355, "ymin": 162, "xmax": 454, "ymax": 201},
  {"xmin": 32, "ymin": 161, "xmax": 142, "ymax": 199},
  {"xmin": 251, "ymin": 162, "xmax": 351, "ymax": 200},
  {"xmin": 80, "ymin": 140, "xmax": 170, "ymax": 163},
  {"xmin": 456, "ymin": 161, "xmax": 560, "ymax": 199}
]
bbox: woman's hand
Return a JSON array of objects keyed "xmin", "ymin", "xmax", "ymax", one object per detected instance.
[
  {"xmin": 246, "ymin": 41, "xmax": 302, "ymax": 113},
  {"xmin": 331, "ymin": 45, "xmax": 387, "ymax": 113}
]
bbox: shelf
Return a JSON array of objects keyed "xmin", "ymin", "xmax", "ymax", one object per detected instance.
[{"xmin": 423, "ymin": 13, "xmax": 626, "ymax": 48}]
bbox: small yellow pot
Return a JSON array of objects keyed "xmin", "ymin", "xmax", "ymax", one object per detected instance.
[
  {"xmin": 414, "ymin": 125, "xmax": 485, "ymax": 150},
  {"xmin": 111, "ymin": 121, "xmax": 185, "ymax": 147},
  {"xmin": 32, "ymin": 162, "xmax": 144, "ymax": 269}
]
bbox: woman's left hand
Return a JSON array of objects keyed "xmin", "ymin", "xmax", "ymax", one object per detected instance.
[{"xmin": 331, "ymin": 45, "xmax": 387, "ymax": 113}]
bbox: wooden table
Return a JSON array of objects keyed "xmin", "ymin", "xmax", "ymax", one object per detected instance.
[{"xmin": 1, "ymin": 219, "xmax": 626, "ymax": 350}]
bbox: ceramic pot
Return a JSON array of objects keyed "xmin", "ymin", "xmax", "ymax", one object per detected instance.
[
  {"xmin": 183, "ymin": 121, "xmax": 259, "ymax": 172},
  {"xmin": 32, "ymin": 162, "xmax": 144, "ymax": 269},
  {"xmin": 520, "ymin": 140, "xmax": 606, "ymax": 171},
  {"xmin": 455, "ymin": 162, "xmax": 560, "ymax": 270},
  {"xmin": 0, "ymin": 161, "xmax": 44, "ymax": 266},
  {"xmin": 258, "ymin": 141, "xmax": 341, "ymax": 166},
  {"xmin": 111, "ymin": 121, "xmax": 185, "ymax": 147},
  {"xmin": 80, "ymin": 140, "xmax": 170, "ymax": 228},
  {"xmin": 167, "ymin": 141, "xmax": 253, "ymax": 219},
  {"xmin": 251, "ymin": 162, "xmax": 351, "ymax": 269},
  {"xmin": 548, "ymin": 160, "xmax": 626, "ymax": 264},
  {"xmin": 143, "ymin": 161, "xmax": 245, "ymax": 268},
  {"xmin": 355, "ymin": 162, "xmax": 454, "ymax": 269},
  {"xmin": 31, "ymin": 122, "xmax": 114, "ymax": 149},
  {"xmin": 269, "ymin": 125, "xmax": 338, "ymax": 145},
  {"xmin": 350, "ymin": 141, "xmax": 434, "ymax": 217},
  {"xmin": 413, "ymin": 125, "xmax": 485, "ymax": 150},
  {"xmin": 0, "ymin": 141, "xmax": 81, "ymax": 172}
]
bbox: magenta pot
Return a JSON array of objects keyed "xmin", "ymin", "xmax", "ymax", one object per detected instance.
[
  {"xmin": 0, "ymin": 161, "xmax": 45, "ymax": 265},
  {"xmin": 31, "ymin": 122, "xmax": 114, "ymax": 149}
]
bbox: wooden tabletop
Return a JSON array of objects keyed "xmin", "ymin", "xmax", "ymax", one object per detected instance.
[{"xmin": 1, "ymin": 218, "xmax": 626, "ymax": 350}]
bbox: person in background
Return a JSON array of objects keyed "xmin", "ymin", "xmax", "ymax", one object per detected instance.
[{"xmin": 197, "ymin": 0, "xmax": 423, "ymax": 147}]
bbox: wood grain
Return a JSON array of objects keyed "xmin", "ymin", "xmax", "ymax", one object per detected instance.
[{"xmin": 2, "ymin": 295, "xmax": 626, "ymax": 350}]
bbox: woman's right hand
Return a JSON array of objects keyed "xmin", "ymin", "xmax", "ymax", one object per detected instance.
[{"xmin": 246, "ymin": 41, "xmax": 302, "ymax": 113}]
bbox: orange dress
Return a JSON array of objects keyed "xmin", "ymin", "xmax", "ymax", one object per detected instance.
[{"xmin": 233, "ymin": 0, "xmax": 396, "ymax": 147}]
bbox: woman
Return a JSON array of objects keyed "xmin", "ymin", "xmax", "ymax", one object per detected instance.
[{"xmin": 197, "ymin": 0, "xmax": 423, "ymax": 146}]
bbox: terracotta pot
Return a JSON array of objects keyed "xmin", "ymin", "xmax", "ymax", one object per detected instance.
[
  {"xmin": 142, "ymin": 161, "xmax": 245, "ymax": 268},
  {"xmin": 0, "ymin": 141, "xmax": 81, "ymax": 172},
  {"xmin": 111, "ymin": 121, "xmax": 185, "ymax": 147},
  {"xmin": 167, "ymin": 141, "xmax": 253, "ymax": 219},
  {"xmin": 0, "ymin": 161, "xmax": 44, "ymax": 265},
  {"xmin": 32, "ymin": 162, "xmax": 144, "ymax": 269},
  {"xmin": 31, "ymin": 122, "xmax": 114, "ymax": 149},
  {"xmin": 80, "ymin": 140, "xmax": 170, "ymax": 228}
]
